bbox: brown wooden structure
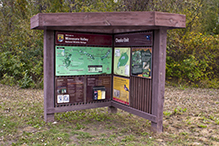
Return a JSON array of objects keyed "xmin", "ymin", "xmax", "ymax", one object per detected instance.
[{"xmin": 30, "ymin": 11, "xmax": 186, "ymax": 133}]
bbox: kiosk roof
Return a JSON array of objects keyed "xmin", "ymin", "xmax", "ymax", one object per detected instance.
[{"xmin": 30, "ymin": 11, "xmax": 186, "ymax": 34}]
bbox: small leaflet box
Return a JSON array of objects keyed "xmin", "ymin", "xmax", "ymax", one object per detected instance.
[{"xmin": 93, "ymin": 87, "xmax": 106, "ymax": 100}]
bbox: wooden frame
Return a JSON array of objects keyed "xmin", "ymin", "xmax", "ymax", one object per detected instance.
[
  {"xmin": 43, "ymin": 30, "xmax": 55, "ymax": 122},
  {"xmin": 151, "ymin": 29, "xmax": 167, "ymax": 132},
  {"xmin": 31, "ymin": 11, "xmax": 185, "ymax": 133}
]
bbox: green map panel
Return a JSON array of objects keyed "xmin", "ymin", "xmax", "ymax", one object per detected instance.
[
  {"xmin": 114, "ymin": 48, "xmax": 130, "ymax": 77},
  {"xmin": 56, "ymin": 46, "xmax": 112, "ymax": 76}
]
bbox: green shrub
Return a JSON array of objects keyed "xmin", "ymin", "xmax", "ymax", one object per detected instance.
[{"xmin": 166, "ymin": 31, "xmax": 219, "ymax": 87}]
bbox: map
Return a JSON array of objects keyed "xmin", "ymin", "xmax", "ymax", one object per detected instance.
[
  {"xmin": 56, "ymin": 46, "xmax": 112, "ymax": 76},
  {"xmin": 113, "ymin": 48, "xmax": 130, "ymax": 77}
]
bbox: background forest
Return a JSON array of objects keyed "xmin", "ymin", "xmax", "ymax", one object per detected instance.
[{"xmin": 0, "ymin": 0, "xmax": 219, "ymax": 88}]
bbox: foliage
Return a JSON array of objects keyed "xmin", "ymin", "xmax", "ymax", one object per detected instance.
[
  {"xmin": 122, "ymin": 0, "xmax": 219, "ymax": 87},
  {"xmin": 166, "ymin": 31, "xmax": 219, "ymax": 86},
  {"xmin": 0, "ymin": 0, "xmax": 123, "ymax": 88},
  {"xmin": 0, "ymin": 0, "xmax": 219, "ymax": 88}
]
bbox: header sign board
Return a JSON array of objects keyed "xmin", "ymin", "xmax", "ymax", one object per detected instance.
[
  {"xmin": 114, "ymin": 32, "xmax": 153, "ymax": 47},
  {"xmin": 56, "ymin": 32, "xmax": 112, "ymax": 46}
]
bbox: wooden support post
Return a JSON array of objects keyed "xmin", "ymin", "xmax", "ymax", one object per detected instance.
[
  {"xmin": 108, "ymin": 106, "xmax": 117, "ymax": 114},
  {"xmin": 151, "ymin": 28, "xmax": 167, "ymax": 133},
  {"xmin": 44, "ymin": 30, "xmax": 55, "ymax": 122}
]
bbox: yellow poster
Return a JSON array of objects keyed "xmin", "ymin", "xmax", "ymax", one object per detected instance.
[{"xmin": 113, "ymin": 76, "xmax": 129, "ymax": 105}]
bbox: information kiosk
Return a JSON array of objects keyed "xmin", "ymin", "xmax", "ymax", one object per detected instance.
[{"xmin": 30, "ymin": 11, "xmax": 186, "ymax": 132}]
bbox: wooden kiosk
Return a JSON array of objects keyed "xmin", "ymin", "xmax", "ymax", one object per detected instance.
[{"xmin": 30, "ymin": 11, "xmax": 186, "ymax": 132}]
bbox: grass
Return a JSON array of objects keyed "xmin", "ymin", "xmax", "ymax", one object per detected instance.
[{"xmin": 0, "ymin": 84, "xmax": 219, "ymax": 145}]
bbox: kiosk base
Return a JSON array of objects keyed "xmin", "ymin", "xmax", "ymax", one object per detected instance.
[{"xmin": 108, "ymin": 106, "xmax": 117, "ymax": 114}]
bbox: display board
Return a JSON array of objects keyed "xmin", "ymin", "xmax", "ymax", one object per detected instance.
[
  {"xmin": 55, "ymin": 77, "xmax": 85, "ymax": 104},
  {"xmin": 114, "ymin": 48, "xmax": 130, "ymax": 77},
  {"xmin": 55, "ymin": 46, "xmax": 112, "ymax": 76},
  {"xmin": 55, "ymin": 76, "xmax": 111, "ymax": 105},
  {"xmin": 86, "ymin": 76, "xmax": 111, "ymax": 102},
  {"xmin": 113, "ymin": 76, "xmax": 130, "ymax": 105},
  {"xmin": 131, "ymin": 47, "xmax": 152, "ymax": 78}
]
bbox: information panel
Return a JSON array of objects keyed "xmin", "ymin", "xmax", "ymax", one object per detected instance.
[
  {"xmin": 113, "ymin": 47, "xmax": 130, "ymax": 77},
  {"xmin": 55, "ymin": 77, "xmax": 85, "ymax": 104},
  {"xmin": 131, "ymin": 47, "xmax": 152, "ymax": 78},
  {"xmin": 113, "ymin": 76, "xmax": 130, "ymax": 105},
  {"xmin": 56, "ymin": 46, "xmax": 112, "ymax": 76},
  {"xmin": 86, "ymin": 76, "xmax": 111, "ymax": 102}
]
